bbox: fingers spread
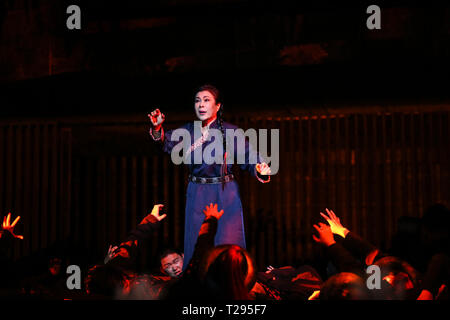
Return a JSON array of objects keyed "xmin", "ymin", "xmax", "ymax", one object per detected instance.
[
  {"xmin": 326, "ymin": 208, "xmax": 336, "ymax": 220},
  {"xmin": 320, "ymin": 212, "xmax": 330, "ymax": 221},
  {"xmin": 318, "ymin": 222, "xmax": 329, "ymax": 229},
  {"xmin": 11, "ymin": 216, "xmax": 20, "ymax": 227}
]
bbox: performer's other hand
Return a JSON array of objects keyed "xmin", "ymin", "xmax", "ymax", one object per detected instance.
[
  {"xmin": 148, "ymin": 109, "xmax": 165, "ymax": 131},
  {"xmin": 256, "ymin": 162, "xmax": 271, "ymax": 175},
  {"xmin": 320, "ymin": 208, "xmax": 349, "ymax": 239},
  {"xmin": 203, "ymin": 203, "xmax": 224, "ymax": 220},
  {"xmin": 312, "ymin": 222, "xmax": 335, "ymax": 247},
  {"xmin": 1, "ymin": 212, "xmax": 23, "ymax": 240}
]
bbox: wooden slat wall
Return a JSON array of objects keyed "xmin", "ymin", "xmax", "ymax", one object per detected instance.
[
  {"xmin": 0, "ymin": 123, "xmax": 71, "ymax": 260},
  {"xmin": 1, "ymin": 109, "xmax": 449, "ymax": 271},
  {"xmin": 236, "ymin": 110, "xmax": 450, "ymax": 267}
]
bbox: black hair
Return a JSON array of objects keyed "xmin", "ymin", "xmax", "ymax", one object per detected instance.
[
  {"xmin": 372, "ymin": 256, "xmax": 420, "ymax": 300},
  {"xmin": 158, "ymin": 247, "xmax": 183, "ymax": 264},
  {"xmin": 84, "ymin": 264, "xmax": 128, "ymax": 298},
  {"xmin": 320, "ymin": 272, "xmax": 370, "ymax": 300},
  {"xmin": 195, "ymin": 84, "xmax": 228, "ymax": 188},
  {"xmin": 201, "ymin": 245, "xmax": 255, "ymax": 300}
]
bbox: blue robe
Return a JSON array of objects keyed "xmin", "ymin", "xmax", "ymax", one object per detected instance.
[{"xmin": 152, "ymin": 119, "xmax": 269, "ymax": 268}]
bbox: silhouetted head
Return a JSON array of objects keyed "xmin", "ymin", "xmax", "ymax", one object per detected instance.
[
  {"xmin": 372, "ymin": 256, "xmax": 420, "ymax": 300},
  {"xmin": 320, "ymin": 272, "xmax": 370, "ymax": 300},
  {"xmin": 420, "ymin": 203, "xmax": 450, "ymax": 254},
  {"xmin": 84, "ymin": 264, "xmax": 130, "ymax": 299},
  {"xmin": 199, "ymin": 244, "xmax": 256, "ymax": 300}
]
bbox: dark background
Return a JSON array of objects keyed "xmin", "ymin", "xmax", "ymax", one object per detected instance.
[{"xmin": 0, "ymin": 0, "xmax": 449, "ymax": 278}]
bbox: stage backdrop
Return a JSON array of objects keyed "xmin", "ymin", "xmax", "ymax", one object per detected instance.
[{"xmin": 1, "ymin": 104, "xmax": 449, "ymax": 271}]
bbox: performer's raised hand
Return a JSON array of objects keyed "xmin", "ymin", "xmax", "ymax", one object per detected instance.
[
  {"xmin": 256, "ymin": 162, "xmax": 271, "ymax": 175},
  {"xmin": 1, "ymin": 212, "xmax": 23, "ymax": 240},
  {"xmin": 320, "ymin": 208, "xmax": 349, "ymax": 239},
  {"xmin": 203, "ymin": 203, "xmax": 224, "ymax": 220},
  {"xmin": 148, "ymin": 108, "xmax": 165, "ymax": 131}
]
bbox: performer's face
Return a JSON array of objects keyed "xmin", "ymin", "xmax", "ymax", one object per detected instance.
[
  {"xmin": 161, "ymin": 253, "xmax": 184, "ymax": 278},
  {"xmin": 194, "ymin": 90, "xmax": 221, "ymax": 123}
]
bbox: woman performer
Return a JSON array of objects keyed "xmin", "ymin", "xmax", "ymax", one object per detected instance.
[{"xmin": 148, "ymin": 84, "xmax": 271, "ymax": 268}]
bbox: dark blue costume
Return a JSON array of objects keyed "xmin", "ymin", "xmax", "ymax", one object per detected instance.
[{"xmin": 150, "ymin": 119, "xmax": 270, "ymax": 268}]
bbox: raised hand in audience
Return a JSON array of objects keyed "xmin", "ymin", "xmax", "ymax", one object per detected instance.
[
  {"xmin": 140, "ymin": 204, "xmax": 167, "ymax": 224},
  {"xmin": 202, "ymin": 203, "xmax": 224, "ymax": 220},
  {"xmin": 312, "ymin": 222, "xmax": 336, "ymax": 247},
  {"xmin": 1, "ymin": 213, "xmax": 23, "ymax": 240},
  {"xmin": 320, "ymin": 208, "xmax": 349, "ymax": 239}
]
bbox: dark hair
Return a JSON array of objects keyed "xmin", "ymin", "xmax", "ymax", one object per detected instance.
[
  {"xmin": 420, "ymin": 203, "xmax": 450, "ymax": 254},
  {"xmin": 372, "ymin": 256, "xmax": 420, "ymax": 300},
  {"xmin": 84, "ymin": 264, "xmax": 128, "ymax": 298},
  {"xmin": 195, "ymin": 84, "xmax": 228, "ymax": 187},
  {"xmin": 195, "ymin": 84, "xmax": 223, "ymax": 105},
  {"xmin": 199, "ymin": 244, "xmax": 256, "ymax": 300},
  {"xmin": 158, "ymin": 248, "xmax": 183, "ymax": 264},
  {"xmin": 320, "ymin": 272, "xmax": 370, "ymax": 300}
]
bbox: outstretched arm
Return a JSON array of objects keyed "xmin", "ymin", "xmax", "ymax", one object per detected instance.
[
  {"xmin": 1, "ymin": 213, "xmax": 23, "ymax": 240},
  {"xmin": 106, "ymin": 204, "xmax": 166, "ymax": 267},
  {"xmin": 232, "ymin": 128, "xmax": 271, "ymax": 183},
  {"xmin": 183, "ymin": 203, "xmax": 224, "ymax": 277},
  {"xmin": 0, "ymin": 212, "xmax": 23, "ymax": 258},
  {"xmin": 0, "ymin": 213, "xmax": 23, "ymax": 290},
  {"xmin": 312, "ymin": 222, "xmax": 364, "ymax": 275},
  {"xmin": 320, "ymin": 208, "xmax": 381, "ymax": 266}
]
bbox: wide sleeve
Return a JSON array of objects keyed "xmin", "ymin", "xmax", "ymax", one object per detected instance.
[
  {"xmin": 326, "ymin": 242, "xmax": 365, "ymax": 276},
  {"xmin": 342, "ymin": 231, "xmax": 384, "ymax": 265},
  {"xmin": 107, "ymin": 215, "xmax": 162, "ymax": 269},
  {"xmin": 230, "ymin": 127, "xmax": 271, "ymax": 183},
  {"xmin": 182, "ymin": 217, "xmax": 218, "ymax": 277},
  {"xmin": 149, "ymin": 123, "xmax": 191, "ymax": 155}
]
